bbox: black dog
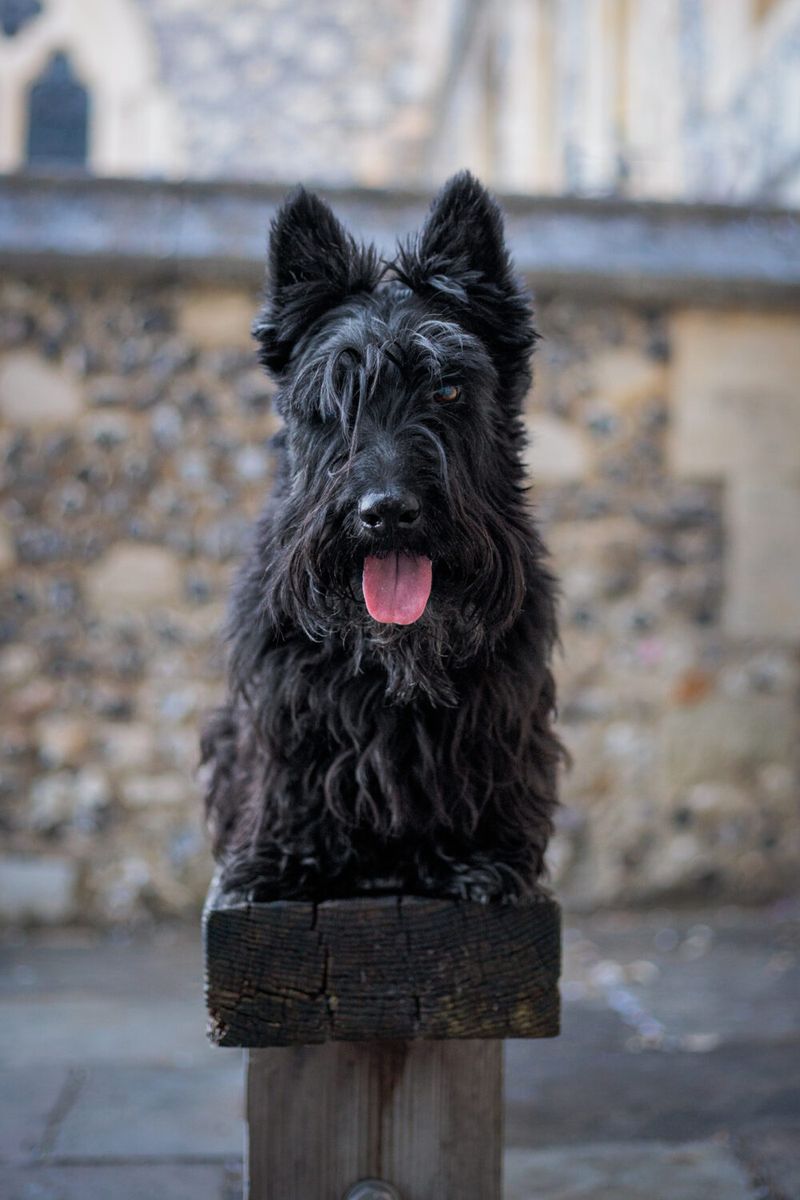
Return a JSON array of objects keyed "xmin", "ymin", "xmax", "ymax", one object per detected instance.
[{"xmin": 201, "ymin": 172, "xmax": 562, "ymax": 903}]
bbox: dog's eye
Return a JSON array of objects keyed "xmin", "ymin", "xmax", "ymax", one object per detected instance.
[{"xmin": 432, "ymin": 384, "xmax": 461, "ymax": 403}]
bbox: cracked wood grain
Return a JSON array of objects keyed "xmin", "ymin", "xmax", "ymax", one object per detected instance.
[{"xmin": 203, "ymin": 880, "xmax": 561, "ymax": 1047}]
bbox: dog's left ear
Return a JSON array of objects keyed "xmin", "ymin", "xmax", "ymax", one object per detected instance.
[
  {"xmin": 412, "ymin": 171, "xmax": 512, "ymax": 289},
  {"xmin": 253, "ymin": 187, "xmax": 380, "ymax": 375},
  {"xmin": 398, "ymin": 172, "xmax": 536, "ymax": 403}
]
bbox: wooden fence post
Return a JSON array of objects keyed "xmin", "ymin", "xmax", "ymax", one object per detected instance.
[{"xmin": 204, "ymin": 880, "xmax": 561, "ymax": 1200}]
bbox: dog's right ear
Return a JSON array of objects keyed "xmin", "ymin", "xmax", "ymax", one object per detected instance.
[{"xmin": 253, "ymin": 188, "xmax": 380, "ymax": 375}]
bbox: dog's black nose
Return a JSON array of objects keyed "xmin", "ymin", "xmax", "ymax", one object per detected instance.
[{"xmin": 358, "ymin": 490, "xmax": 421, "ymax": 531}]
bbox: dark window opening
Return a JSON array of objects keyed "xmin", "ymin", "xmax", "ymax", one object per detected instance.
[
  {"xmin": 0, "ymin": 0, "xmax": 43, "ymax": 38},
  {"xmin": 26, "ymin": 50, "xmax": 89, "ymax": 169}
]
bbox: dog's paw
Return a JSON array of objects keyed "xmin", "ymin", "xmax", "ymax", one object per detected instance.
[
  {"xmin": 222, "ymin": 850, "xmax": 324, "ymax": 903},
  {"xmin": 412, "ymin": 855, "xmax": 524, "ymax": 904},
  {"xmin": 450, "ymin": 865, "xmax": 504, "ymax": 904},
  {"xmin": 246, "ymin": 879, "xmax": 290, "ymax": 903}
]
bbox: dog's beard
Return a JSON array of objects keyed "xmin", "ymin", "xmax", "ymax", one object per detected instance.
[
  {"xmin": 273, "ymin": 488, "xmax": 526, "ymax": 706},
  {"xmin": 350, "ymin": 589, "xmax": 487, "ymax": 706},
  {"xmin": 278, "ymin": 538, "xmax": 486, "ymax": 705},
  {"xmin": 357, "ymin": 533, "xmax": 509, "ymax": 705}
]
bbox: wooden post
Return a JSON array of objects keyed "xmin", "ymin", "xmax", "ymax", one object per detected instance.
[
  {"xmin": 204, "ymin": 881, "xmax": 561, "ymax": 1200},
  {"xmin": 246, "ymin": 1040, "xmax": 503, "ymax": 1199}
]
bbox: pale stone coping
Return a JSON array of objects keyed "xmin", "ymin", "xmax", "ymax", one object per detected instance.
[{"xmin": 1, "ymin": 173, "xmax": 800, "ymax": 305}]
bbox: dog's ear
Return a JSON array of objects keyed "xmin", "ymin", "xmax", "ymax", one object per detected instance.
[
  {"xmin": 253, "ymin": 188, "xmax": 380, "ymax": 375},
  {"xmin": 411, "ymin": 171, "xmax": 511, "ymax": 288},
  {"xmin": 398, "ymin": 172, "xmax": 536, "ymax": 404}
]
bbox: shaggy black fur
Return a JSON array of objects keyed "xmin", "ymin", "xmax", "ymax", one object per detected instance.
[{"xmin": 201, "ymin": 172, "xmax": 563, "ymax": 903}]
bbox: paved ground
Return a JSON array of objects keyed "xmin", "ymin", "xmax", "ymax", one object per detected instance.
[{"xmin": 1, "ymin": 902, "xmax": 798, "ymax": 1199}]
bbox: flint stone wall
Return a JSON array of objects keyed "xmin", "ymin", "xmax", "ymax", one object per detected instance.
[{"xmin": 1, "ymin": 190, "xmax": 798, "ymax": 922}]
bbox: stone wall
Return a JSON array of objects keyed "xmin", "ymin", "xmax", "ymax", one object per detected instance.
[{"xmin": 1, "ymin": 273, "xmax": 798, "ymax": 923}]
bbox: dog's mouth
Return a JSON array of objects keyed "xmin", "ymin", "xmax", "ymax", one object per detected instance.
[{"xmin": 362, "ymin": 553, "xmax": 433, "ymax": 625}]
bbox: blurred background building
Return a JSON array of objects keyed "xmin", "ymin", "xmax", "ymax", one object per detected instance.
[
  {"xmin": 2, "ymin": 0, "xmax": 800, "ymax": 202},
  {"xmin": 1, "ymin": 0, "xmax": 799, "ymax": 924}
]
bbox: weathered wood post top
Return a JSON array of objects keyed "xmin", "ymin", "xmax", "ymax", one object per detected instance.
[
  {"xmin": 204, "ymin": 880, "xmax": 560, "ymax": 1045},
  {"xmin": 204, "ymin": 879, "xmax": 561, "ymax": 1200}
]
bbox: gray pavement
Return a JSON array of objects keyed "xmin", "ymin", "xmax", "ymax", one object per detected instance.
[{"xmin": 1, "ymin": 903, "xmax": 798, "ymax": 1199}]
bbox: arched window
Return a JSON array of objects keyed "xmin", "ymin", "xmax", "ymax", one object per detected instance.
[
  {"xmin": 0, "ymin": 0, "xmax": 182, "ymax": 176},
  {"xmin": 26, "ymin": 50, "xmax": 88, "ymax": 168},
  {"xmin": 0, "ymin": 0, "xmax": 43, "ymax": 38}
]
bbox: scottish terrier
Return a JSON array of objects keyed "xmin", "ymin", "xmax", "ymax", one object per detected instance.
[{"xmin": 201, "ymin": 172, "xmax": 562, "ymax": 903}]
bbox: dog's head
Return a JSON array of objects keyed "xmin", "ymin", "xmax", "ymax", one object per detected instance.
[{"xmin": 251, "ymin": 172, "xmax": 541, "ymax": 699}]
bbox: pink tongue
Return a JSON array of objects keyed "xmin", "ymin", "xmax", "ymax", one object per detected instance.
[{"xmin": 362, "ymin": 553, "xmax": 433, "ymax": 625}]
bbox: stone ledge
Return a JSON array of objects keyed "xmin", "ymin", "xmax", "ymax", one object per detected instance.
[{"xmin": 2, "ymin": 173, "xmax": 800, "ymax": 305}]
